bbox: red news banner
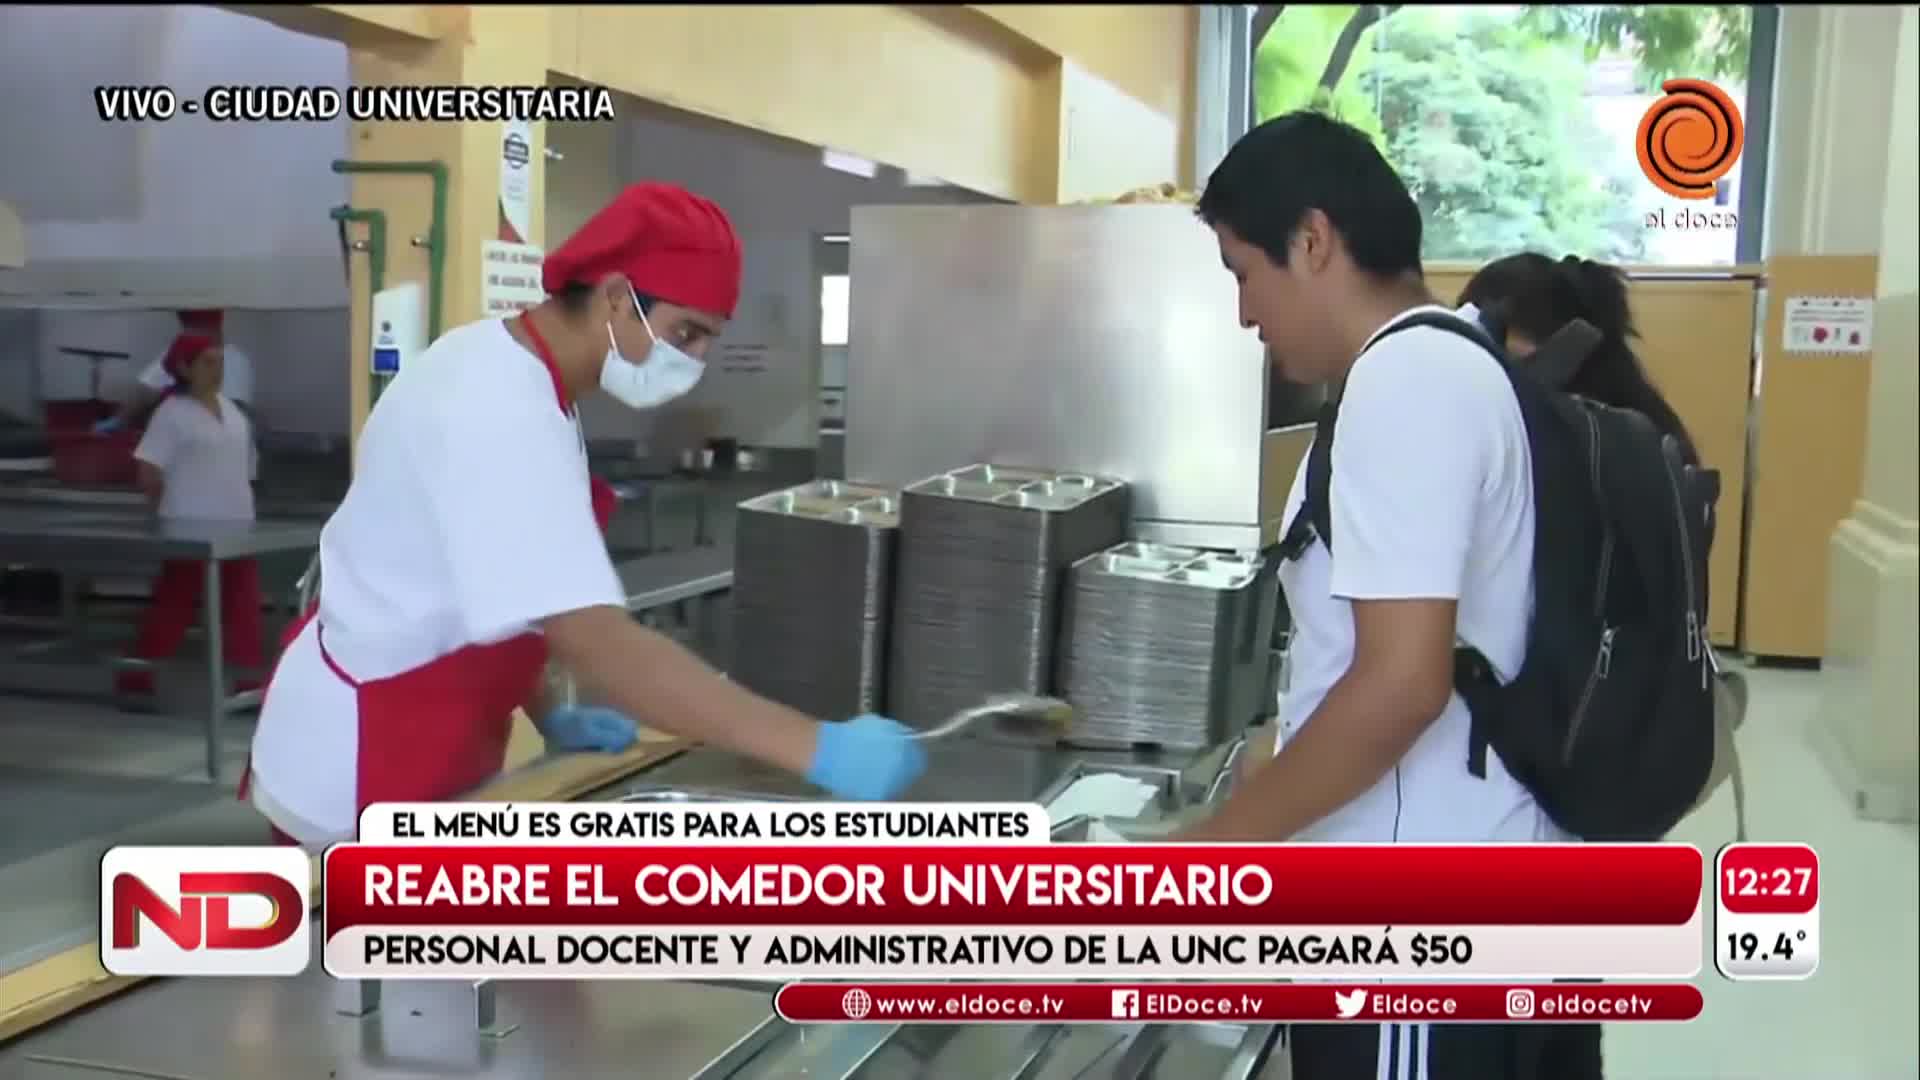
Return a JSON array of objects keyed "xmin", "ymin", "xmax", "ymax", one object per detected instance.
[{"xmin": 319, "ymin": 804, "xmax": 1705, "ymax": 982}]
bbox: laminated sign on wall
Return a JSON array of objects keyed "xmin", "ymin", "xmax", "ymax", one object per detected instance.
[
  {"xmin": 498, "ymin": 118, "xmax": 534, "ymax": 245},
  {"xmin": 482, "ymin": 242, "xmax": 545, "ymax": 318},
  {"xmin": 1782, "ymin": 296, "xmax": 1873, "ymax": 355},
  {"xmin": 485, "ymin": 118, "xmax": 545, "ymax": 317}
]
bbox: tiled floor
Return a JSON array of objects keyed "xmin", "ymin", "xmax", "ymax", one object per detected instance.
[
  {"xmin": 0, "ymin": 660, "xmax": 1913, "ymax": 1077},
  {"xmin": 1601, "ymin": 662, "xmax": 1919, "ymax": 1079}
]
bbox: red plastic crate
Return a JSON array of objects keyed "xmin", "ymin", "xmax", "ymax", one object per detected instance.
[
  {"xmin": 43, "ymin": 399, "xmax": 116, "ymax": 435},
  {"xmin": 50, "ymin": 428, "xmax": 141, "ymax": 487}
]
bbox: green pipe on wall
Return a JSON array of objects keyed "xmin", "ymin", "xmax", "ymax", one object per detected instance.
[
  {"xmin": 330, "ymin": 159, "xmax": 449, "ymax": 341},
  {"xmin": 330, "ymin": 204, "xmax": 392, "ymax": 403},
  {"xmin": 328, "ymin": 205, "xmax": 387, "ymax": 293}
]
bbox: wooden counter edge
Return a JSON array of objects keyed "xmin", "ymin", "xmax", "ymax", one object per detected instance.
[{"xmin": 0, "ymin": 738, "xmax": 691, "ymax": 1045}]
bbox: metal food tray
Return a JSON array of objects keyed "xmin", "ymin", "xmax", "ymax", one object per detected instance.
[
  {"xmin": 1079, "ymin": 541, "xmax": 1262, "ymax": 588},
  {"xmin": 903, "ymin": 464, "xmax": 1125, "ymax": 510},
  {"xmin": 733, "ymin": 480, "xmax": 900, "ymax": 718},
  {"xmin": 737, "ymin": 479, "xmax": 900, "ymax": 525}
]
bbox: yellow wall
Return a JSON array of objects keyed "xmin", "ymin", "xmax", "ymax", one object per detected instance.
[{"xmin": 271, "ymin": 4, "xmax": 1194, "ymax": 205}]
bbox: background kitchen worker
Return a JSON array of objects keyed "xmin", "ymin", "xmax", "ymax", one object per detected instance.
[
  {"xmin": 117, "ymin": 332, "xmax": 264, "ymax": 697},
  {"xmin": 95, "ymin": 309, "xmax": 255, "ymax": 434},
  {"xmin": 241, "ymin": 182, "xmax": 925, "ymax": 849}
]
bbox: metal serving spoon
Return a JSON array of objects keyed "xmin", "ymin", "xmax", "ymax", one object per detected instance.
[{"xmin": 912, "ymin": 692, "xmax": 1076, "ymax": 742}]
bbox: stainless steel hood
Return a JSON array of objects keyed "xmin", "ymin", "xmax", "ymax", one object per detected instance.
[{"xmin": 846, "ymin": 204, "xmax": 1284, "ymax": 551}]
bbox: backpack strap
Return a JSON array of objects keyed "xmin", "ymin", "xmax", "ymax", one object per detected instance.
[
  {"xmin": 1277, "ymin": 397, "xmax": 1339, "ymax": 560},
  {"xmin": 1281, "ymin": 308, "xmax": 1512, "ymax": 778},
  {"xmin": 1282, "ymin": 309, "xmax": 1506, "ymax": 562}
]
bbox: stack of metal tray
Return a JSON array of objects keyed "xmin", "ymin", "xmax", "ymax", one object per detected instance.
[
  {"xmin": 731, "ymin": 480, "xmax": 898, "ymax": 718},
  {"xmin": 1057, "ymin": 541, "xmax": 1277, "ymax": 750},
  {"xmin": 888, "ymin": 464, "xmax": 1130, "ymax": 729}
]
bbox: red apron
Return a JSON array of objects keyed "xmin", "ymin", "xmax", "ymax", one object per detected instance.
[{"xmin": 241, "ymin": 315, "xmax": 618, "ymax": 832}]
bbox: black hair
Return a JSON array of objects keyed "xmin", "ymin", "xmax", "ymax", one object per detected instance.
[
  {"xmin": 1195, "ymin": 110, "xmax": 1423, "ymax": 279},
  {"xmin": 553, "ymin": 281, "xmax": 657, "ymax": 315},
  {"xmin": 1460, "ymin": 253, "xmax": 1699, "ymax": 465}
]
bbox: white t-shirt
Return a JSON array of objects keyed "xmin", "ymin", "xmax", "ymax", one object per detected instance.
[
  {"xmin": 133, "ymin": 394, "xmax": 256, "ymax": 521},
  {"xmin": 247, "ymin": 319, "xmax": 625, "ymax": 841},
  {"xmin": 1274, "ymin": 304, "xmax": 1565, "ymax": 843},
  {"xmin": 140, "ymin": 344, "xmax": 253, "ymax": 405}
]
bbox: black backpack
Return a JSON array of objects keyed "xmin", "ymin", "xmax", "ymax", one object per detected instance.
[{"xmin": 1279, "ymin": 310, "xmax": 1717, "ymax": 842}]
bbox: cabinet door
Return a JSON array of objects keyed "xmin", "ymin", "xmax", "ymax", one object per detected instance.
[{"xmin": 1628, "ymin": 278, "xmax": 1757, "ymax": 648}]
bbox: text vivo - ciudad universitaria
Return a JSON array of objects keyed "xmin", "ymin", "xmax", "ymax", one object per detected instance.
[{"xmin": 93, "ymin": 84, "xmax": 616, "ymax": 123}]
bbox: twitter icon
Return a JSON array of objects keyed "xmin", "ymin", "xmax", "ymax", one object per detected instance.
[{"xmin": 1333, "ymin": 989, "xmax": 1368, "ymax": 1019}]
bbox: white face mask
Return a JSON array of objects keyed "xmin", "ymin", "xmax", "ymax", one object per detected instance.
[{"xmin": 599, "ymin": 289, "xmax": 706, "ymax": 410}]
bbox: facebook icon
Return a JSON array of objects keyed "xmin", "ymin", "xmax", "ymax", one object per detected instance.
[{"xmin": 1111, "ymin": 990, "xmax": 1140, "ymax": 1019}]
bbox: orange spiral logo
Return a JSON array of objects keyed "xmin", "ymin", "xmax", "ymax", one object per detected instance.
[{"xmin": 1636, "ymin": 79, "xmax": 1745, "ymax": 200}]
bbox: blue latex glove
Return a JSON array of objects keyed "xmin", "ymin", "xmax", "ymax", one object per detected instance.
[
  {"xmin": 540, "ymin": 705, "xmax": 638, "ymax": 753},
  {"xmin": 806, "ymin": 714, "xmax": 927, "ymax": 800},
  {"xmin": 92, "ymin": 416, "xmax": 124, "ymax": 435}
]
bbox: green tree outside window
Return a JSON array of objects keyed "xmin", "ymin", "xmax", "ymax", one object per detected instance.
[{"xmin": 1252, "ymin": 5, "xmax": 1755, "ymax": 265}]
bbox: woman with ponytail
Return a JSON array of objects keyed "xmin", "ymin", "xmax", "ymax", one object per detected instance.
[
  {"xmin": 1459, "ymin": 253, "xmax": 1700, "ymax": 466},
  {"xmin": 116, "ymin": 333, "xmax": 265, "ymax": 698},
  {"xmin": 1460, "ymin": 251, "xmax": 1750, "ymax": 850}
]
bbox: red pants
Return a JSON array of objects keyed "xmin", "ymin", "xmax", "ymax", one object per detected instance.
[{"xmin": 130, "ymin": 558, "xmax": 265, "ymax": 669}]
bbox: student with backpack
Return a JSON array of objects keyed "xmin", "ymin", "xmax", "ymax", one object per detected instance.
[{"xmin": 1173, "ymin": 112, "xmax": 1718, "ymax": 1078}]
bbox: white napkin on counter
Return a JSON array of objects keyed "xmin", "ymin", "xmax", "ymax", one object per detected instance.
[{"xmin": 1045, "ymin": 772, "xmax": 1160, "ymax": 825}]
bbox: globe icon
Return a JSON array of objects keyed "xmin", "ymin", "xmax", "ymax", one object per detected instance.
[{"xmin": 841, "ymin": 988, "xmax": 872, "ymax": 1019}]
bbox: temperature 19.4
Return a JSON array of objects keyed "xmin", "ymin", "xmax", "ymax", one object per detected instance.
[{"xmin": 1726, "ymin": 930, "xmax": 1806, "ymax": 963}]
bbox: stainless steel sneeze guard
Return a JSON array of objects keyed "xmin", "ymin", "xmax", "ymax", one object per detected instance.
[{"xmin": 847, "ymin": 204, "xmax": 1274, "ymax": 552}]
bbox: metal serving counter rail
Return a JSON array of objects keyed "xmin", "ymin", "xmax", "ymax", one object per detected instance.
[
  {"xmin": 0, "ymin": 737, "xmax": 1281, "ymax": 1080},
  {"xmin": 0, "ymin": 500, "xmax": 322, "ymax": 784}
]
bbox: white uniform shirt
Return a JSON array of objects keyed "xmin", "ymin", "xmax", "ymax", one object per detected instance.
[
  {"xmin": 140, "ymin": 344, "xmax": 254, "ymax": 405},
  {"xmin": 247, "ymin": 319, "xmax": 625, "ymax": 844},
  {"xmin": 1274, "ymin": 304, "xmax": 1566, "ymax": 843},
  {"xmin": 133, "ymin": 394, "xmax": 257, "ymax": 521}
]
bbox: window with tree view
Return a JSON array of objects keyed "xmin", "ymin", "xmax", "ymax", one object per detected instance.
[{"xmin": 1251, "ymin": 5, "xmax": 1762, "ymax": 266}]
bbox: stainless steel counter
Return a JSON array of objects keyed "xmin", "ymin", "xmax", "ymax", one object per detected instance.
[
  {"xmin": 0, "ymin": 505, "xmax": 322, "ymax": 784},
  {"xmin": 0, "ymin": 740, "xmax": 1282, "ymax": 1080}
]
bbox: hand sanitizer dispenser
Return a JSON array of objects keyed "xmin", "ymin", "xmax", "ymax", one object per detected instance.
[{"xmin": 370, "ymin": 282, "xmax": 425, "ymax": 379}]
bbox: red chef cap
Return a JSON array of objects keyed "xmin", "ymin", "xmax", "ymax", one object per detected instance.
[
  {"xmin": 177, "ymin": 309, "xmax": 224, "ymax": 331},
  {"xmin": 542, "ymin": 183, "xmax": 742, "ymax": 319},
  {"xmin": 163, "ymin": 333, "xmax": 217, "ymax": 383}
]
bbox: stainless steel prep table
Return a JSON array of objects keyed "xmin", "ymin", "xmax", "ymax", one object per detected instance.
[
  {"xmin": 0, "ymin": 503, "xmax": 322, "ymax": 783},
  {"xmin": 0, "ymin": 740, "xmax": 1280, "ymax": 1080}
]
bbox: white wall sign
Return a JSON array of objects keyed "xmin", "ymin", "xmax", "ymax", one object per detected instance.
[
  {"xmin": 499, "ymin": 118, "xmax": 534, "ymax": 245},
  {"xmin": 481, "ymin": 240, "xmax": 545, "ymax": 318},
  {"xmin": 1782, "ymin": 296, "xmax": 1874, "ymax": 355}
]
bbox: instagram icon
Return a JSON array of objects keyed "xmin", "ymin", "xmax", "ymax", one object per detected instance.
[{"xmin": 1505, "ymin": 989, "xmax": 1536, "ymax": 1019}]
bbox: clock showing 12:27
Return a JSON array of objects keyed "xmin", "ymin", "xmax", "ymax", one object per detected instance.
[{"xmin": 1714, "ymin": 843, "xmax": 1820, "ymax": 981}]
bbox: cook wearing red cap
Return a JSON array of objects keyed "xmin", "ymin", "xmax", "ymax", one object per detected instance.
[
  {"xmin": 118, "ymin": 332, "xmax": 264, "ymax": 698},
  {"xmin": 98, "ymin": 309, "xmax": 255, "ymax": 434},
  {"xmin": 241, "ymin": 182, "xmax": 925, "ymax": 849}
]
